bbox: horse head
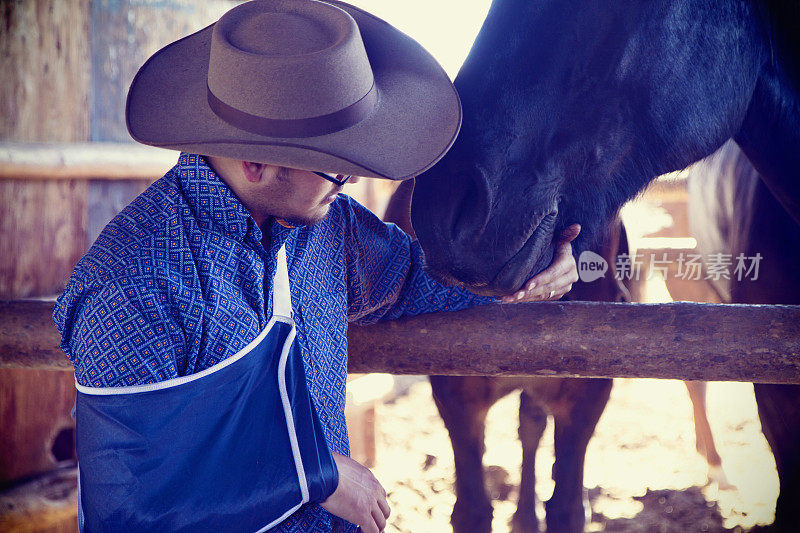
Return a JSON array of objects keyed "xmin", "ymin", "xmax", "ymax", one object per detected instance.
[{"xmin": 410, "ymin": 0, "xmax": 790, "ymax": 295}]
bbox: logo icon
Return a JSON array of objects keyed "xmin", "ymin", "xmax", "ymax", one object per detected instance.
[{"xmin": 578, "ymin": 250, "xmax": 607, "ymax": 282}]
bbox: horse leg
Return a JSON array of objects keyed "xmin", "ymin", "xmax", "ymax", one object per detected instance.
[
  {"xmin": 684, "ymin": 380, "xmax": 735, "ymax": 490},
  {"xmin": 545, "ymin": 378, "xmax": 612, "ymax": 533},
  {"xmin": 430, "ymin": 375, "xmax": 495, "ymax": 533},
  {"xmin": 511, "ymin": 390, "xmax": 548, "ymax": 533},
  {"xmin": 753, "ymin": 383, "xmax": 800, "ymax": 533}
]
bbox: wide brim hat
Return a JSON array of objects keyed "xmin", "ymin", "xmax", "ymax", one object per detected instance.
[{"xmin": 126, "ymin": 0, "xmax": 461, "ymax": 180}]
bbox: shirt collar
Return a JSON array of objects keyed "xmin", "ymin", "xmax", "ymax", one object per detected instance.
[
  {"xmin": 265, "ymin": 218, "xmax": 295, "ymax": 257},
  {"xmin": 175, "ymin": 152, "xmax": 262, "ymax": 244},
  {"xmin": 175, "ymin": 153, "xmax": 298, "ymax": 253}
]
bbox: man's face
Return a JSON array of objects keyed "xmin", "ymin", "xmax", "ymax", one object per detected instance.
[
  {"xmin": 205, "ymin": 155, "xmax": 360, "ymax": 228},
  {"xmin": 269, "ymin": 166, "xmax": 356, "ymax": 226}
]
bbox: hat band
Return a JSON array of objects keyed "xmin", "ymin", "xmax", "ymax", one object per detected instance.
[{"xmin": 207, "ymin": 84, "xmax": 378, "ymax": 139}]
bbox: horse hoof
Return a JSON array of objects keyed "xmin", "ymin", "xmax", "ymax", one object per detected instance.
[
  {"xmin": 510, "ymin": 512, "xmax": 541, "ymax": 533},
  {"xmin": 451, "ymin": 500, "xmax": 493, "ymax": 533},
  {"xmin": 544, "ymin": 501, "xmax": 587, "ymax": 533}
]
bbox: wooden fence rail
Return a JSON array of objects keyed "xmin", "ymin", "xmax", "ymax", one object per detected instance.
[
  {"xmin": 2, "ymin": 300, "xmax": 800, "ymax": 383},
  {"xmin": 0, "ymin": 142, "xmax": 175, "ymax": 180}
]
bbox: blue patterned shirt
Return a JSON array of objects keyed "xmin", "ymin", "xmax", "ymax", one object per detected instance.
[{"xmin": 54, "ymin": 152, "xmax": 491, "ymax": 532}]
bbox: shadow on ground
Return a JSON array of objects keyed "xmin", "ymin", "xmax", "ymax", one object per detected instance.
[{"xmin": 588, "ymin": 485, "xmax": 770, "ymax": 533}]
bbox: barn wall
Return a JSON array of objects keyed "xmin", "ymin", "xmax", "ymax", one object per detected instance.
[
  {"xmin": 0, "ymin": 0, "xmax": 92, "ymax": 492},
  {"xmin": 0, "ymin": 0, "xmax": 234, "ymax": 496},
  {"xmin": 0, "ymin": 0, "xmax": 91, "ymax": 142}
]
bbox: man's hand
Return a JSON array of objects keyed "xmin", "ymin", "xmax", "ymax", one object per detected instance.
[
  {"xmin": 320, "ymin": 451, "xmax": 390, "ymax": 533},
  {"xmin": 501, "ymin": 223, "xmax": 581, "ymax": 303}
]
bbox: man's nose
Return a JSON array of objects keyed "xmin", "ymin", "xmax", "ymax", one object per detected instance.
[{"xmin": 347, "ymin": 175, "xmax": 361, "ymax": 185}]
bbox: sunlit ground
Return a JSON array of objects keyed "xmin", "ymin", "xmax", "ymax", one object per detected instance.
[{"xmin": 371, "ymin": 378, "xmax": 777, "ymax": 532}]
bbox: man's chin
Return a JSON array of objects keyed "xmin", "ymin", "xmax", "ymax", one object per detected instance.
[{"xmin": 282, "ymin": 206, "xmax": 330, "ymax": 227}]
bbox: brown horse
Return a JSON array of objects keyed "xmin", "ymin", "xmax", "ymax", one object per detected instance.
[{"xmin": 384, "ymin": 179, "xmax": 732, "ymax": 532}]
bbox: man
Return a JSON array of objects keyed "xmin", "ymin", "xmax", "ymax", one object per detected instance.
[{"xmin": 54, "ymin": 1, "xmax": 579, "ymax": 532}]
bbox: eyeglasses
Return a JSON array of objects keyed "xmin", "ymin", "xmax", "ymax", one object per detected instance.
[{"xmin": 313, "ymin": 171, "xmax": 352, "ymax": 186}]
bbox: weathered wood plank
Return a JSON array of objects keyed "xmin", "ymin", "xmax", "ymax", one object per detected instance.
[
  {"xmin": 0, "ymin": 0, "xmax": 90, "ymax": 487},
  {"xmin": 0, "ymin": 180, "xmax": 84, "ymax": 485},
  {"xmin": 346, "ymin": 301, "xmax": 800, "ymax": 383},
  {"xmin": 2, "ymin": 300, "xmax": 799, "ymax": 384},
  {"xmin": 0, "ymin": 179, "xmax": 87, "ymax": 299},
  {"xmin": 0, "ymin": 301, "xmax": 66, "ymax": 370},
  {"xmin": 347, "ymin": 302, "xmax": 800, "ymax": 383},
  {"xmin": 0, "ymin": 0, "xmax": 91, "ymax": 143},
  {"xmin": 0, "ymin": 466, "xmax": 78, "ymax": 533}
]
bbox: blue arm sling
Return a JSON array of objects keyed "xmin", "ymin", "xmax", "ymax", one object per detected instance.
[{"xmin": 74, "ymin": 245, "xmax": 339, "ymax": 532}]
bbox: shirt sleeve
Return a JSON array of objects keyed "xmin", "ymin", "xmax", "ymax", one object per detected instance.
[
  {"xmin": 54, "ymin": 278, "xmax": 188, "ymax": 387},
  {"xmin": 341, "ymin": 196, "xmax": 496, "ymax": 326}
]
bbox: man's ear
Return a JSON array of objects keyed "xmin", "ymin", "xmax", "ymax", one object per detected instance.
[{"xmin": 241, "ymin": 161, "xmax": 266, "ymax": 183}]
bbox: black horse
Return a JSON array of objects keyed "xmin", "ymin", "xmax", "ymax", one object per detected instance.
[
  {"xmin": 409, "ymin": 0, "xmax": 799, "ymax": 531},
  {"xmin": 411, "ymin": 0, "xmax": 799, "ymax": 295}
]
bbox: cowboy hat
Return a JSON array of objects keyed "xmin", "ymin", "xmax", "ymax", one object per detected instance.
[{"xmin": 125, "ymin": 0, "xmax": 461, "ymax": 180}]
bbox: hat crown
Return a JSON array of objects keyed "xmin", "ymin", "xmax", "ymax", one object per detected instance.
[
  {"xmin": 208, "ymin": 0, "xmax": 375, "ymax": 121},
  {"xmin": 228, "ymin": 12, "xmax": 335, "ymax": 55}
]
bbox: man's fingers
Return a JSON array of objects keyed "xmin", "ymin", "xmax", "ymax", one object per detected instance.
[
  {"xmin": 500, "ymin": 225, "xmax": 579, "ymax": 303},
  {"xmin": 372, "ymin": 502, "xmax": 388, "ymax": 531},
  {"xmin": 377, "ymin": 495, "xmax": 391, "ymax": 518},
  {"xmin": 502, "ymin": 258, "xmax": 574, "ymax": 302},
  {"xmin": 535, "ymin": 279, "xmax": 575, "ymax": 300},
  {"xmin": 320, "ymin": 452, "xmax": 389, "ymax": 532},
  {"xmin": 537, "ymin": 267, "xmax": 579, "ymax": 294},
  {"xmin": 360, "ymin": 519, "xmax": 379, "ymax": 533},
  {"xmin": 558, "ymin": 223, "xmax": 581, "ymax": 244},
  {"xmin": 526, "ymin": 245, "xmax": 573, "ymax": 289}
]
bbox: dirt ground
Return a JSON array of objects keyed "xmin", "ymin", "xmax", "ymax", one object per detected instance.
[{"xmin": 371, "ymin": 376, "xmax": 778, "ymax": 532}]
